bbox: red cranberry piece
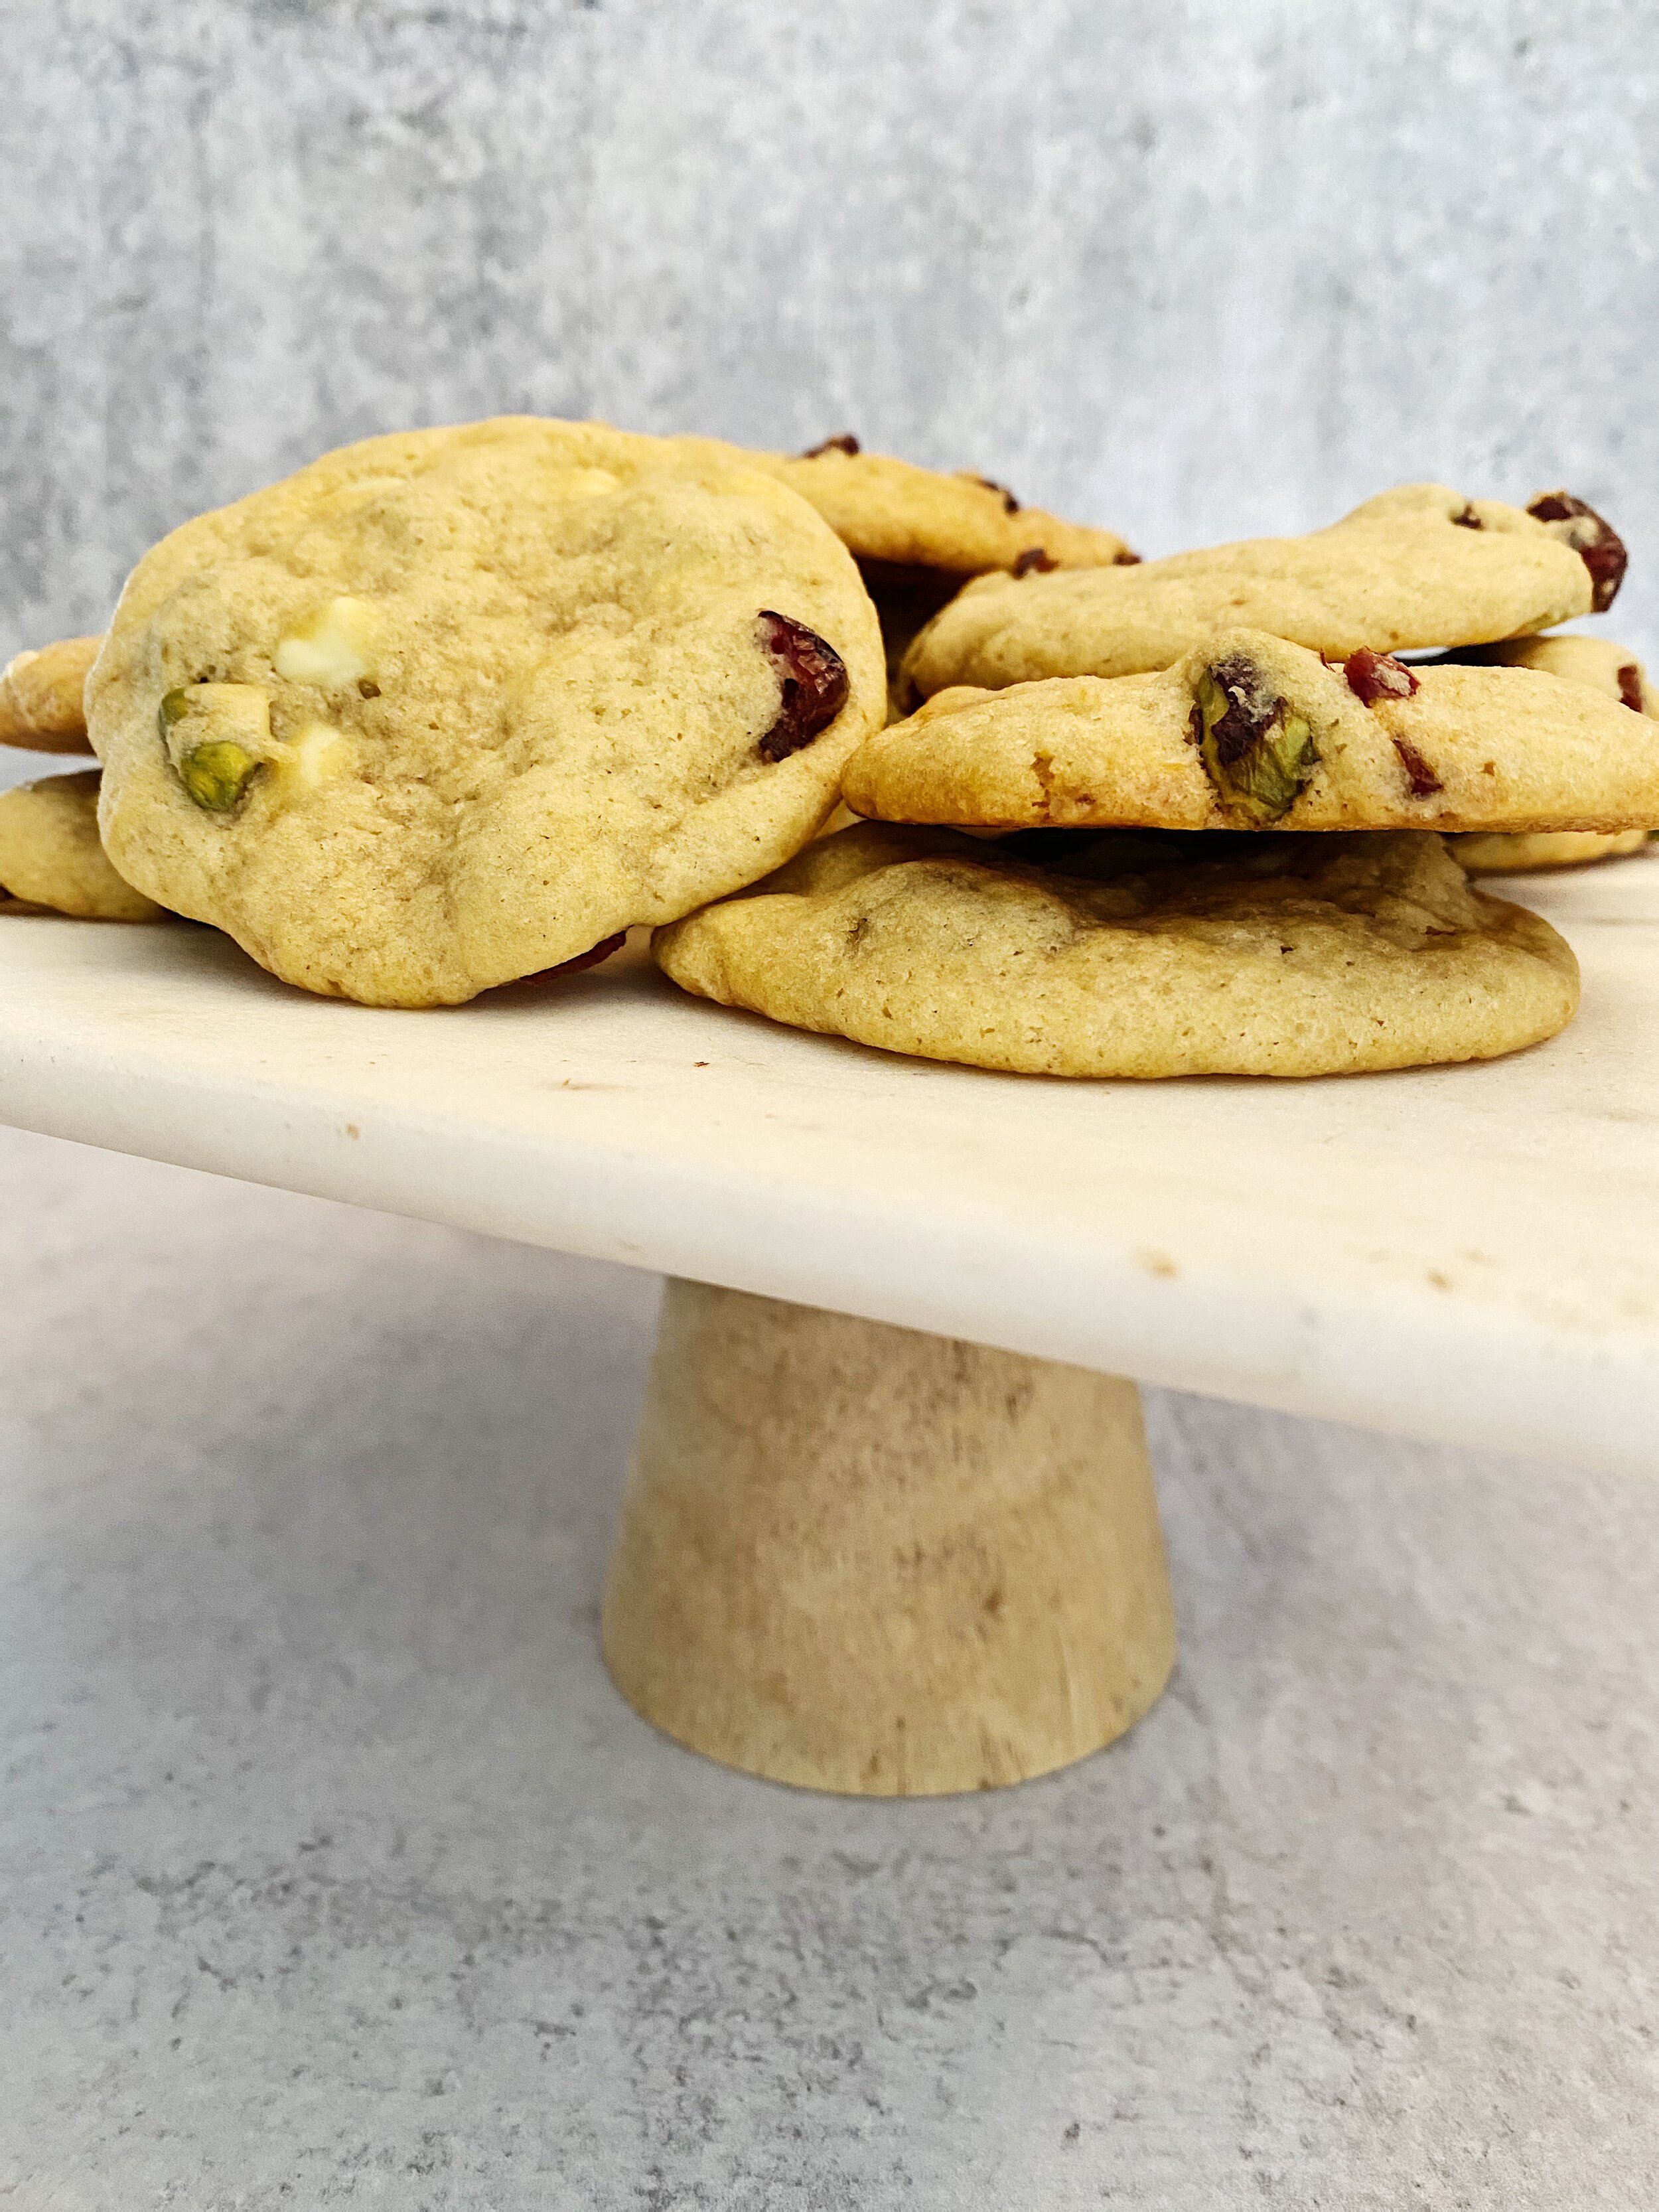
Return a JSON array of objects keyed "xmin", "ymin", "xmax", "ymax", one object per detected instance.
[
  {"xmin": 1390, "ymin": 736, "xmax": 1443, "ymax": 797},
  {"xmin": 1013, "ymin": 547, "xmax": 1057, "ymax": 577},
  {"xmin": 1343, "ymin": 648, "xmax": 1420, "ymax": 705},
  {"xmin": 801, "ymin": 434, "xmax": 860, "ymax": 459},
  {"xmin": 1526, "ymin": 491, "xmax": 1627, "ymax": 611},
  {"xmin": 545, "ymin": 932, "xmax": 626, "ymax": 977},
  {"xmin": 965, "ymin": 473, "xmax": 1020, "ymax": 514},
  {"xmin": 1114, "ymin": 548, "xmax": 1143, "ymax": 565},
  {"xmin": 755, "ymin": 612, "xmax": 849, "ymax": 761},
  {"xmin": 1619, "ymin": 662, "xmax": 1644, "ymax": 713}
]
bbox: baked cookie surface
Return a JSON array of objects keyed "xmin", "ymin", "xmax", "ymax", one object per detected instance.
[
  {"xmin": 1442, "ymin": 631, "xmax": 1655, "ymax": 713},
  {"xmin": 670, "ymin": 434, "xmax": 1133, "ymax": 575},
  {"xmin": 0, "ymin": 769, "xmax": 163, "ymax": 921},
  {"xmin": 90, "ymin": 417, "xmax": 884, "ymax": 1006},
  {"xmin": 1439, "ymin": 635, "xmax": 1657, "ymax": 873},
  {"xmin": 0, "ymin": 637, "xmax": 99, "ymax": 753},
  {"xmin": 843, "ymin": 629, "xmax": 1659, "ymax": 835},
  {"xmin": 902, "ymin": 484, "xmax": 1619, "ymax": 696},
  {"xmin": 652, "ymin": 822, "xmax": 1578, "ymax": 1078}
]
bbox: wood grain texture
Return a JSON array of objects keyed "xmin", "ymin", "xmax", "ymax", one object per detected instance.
[{"xmin": 603, "ymin": 1280, "xmax": 1175, "ymax": 1794}]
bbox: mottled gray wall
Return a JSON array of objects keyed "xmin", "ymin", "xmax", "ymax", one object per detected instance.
[{"xmin": 4, "ymin": 0, "xmax": 1657, "ymax": 670}]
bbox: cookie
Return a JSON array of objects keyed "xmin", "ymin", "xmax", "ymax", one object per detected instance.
[
  {"xmin": 653, "ymin": 821, "xmax": 1578, "ymax": 1078},
  {"xmin": 1435, "ymin": 636, "xmax": 1658, "ymax": 873},
  {"xmin": 0, "ymin": 636, "xmax": 99, "ymax": 753},
  {"xmin": 672, "ymin": 433, "xmax": 1135, "ymax": 576},
  {"xmin": 901, "ymin": 484, "xmax": 1623, "ymax": 698},
  {"xmin": 90, "ymin": 417, "xmax": 885, "ymax": 1007},
  {"xmin": 843, "ymin": 628, "xmax": 1659, "ymax": 834},
  {"xmin": 1451, "ymin": 829, "xmax": 1650, "ymax": 874},
  {"xmin": 0, "ymin": 769, "xmax": 163, "ymax": 921}
]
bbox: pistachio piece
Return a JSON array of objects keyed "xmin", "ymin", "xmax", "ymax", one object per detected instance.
[
  {"xmin": 273, "ymin": 596, "xmax": 380, "ymax": 687},
  {"xmin": 1526, "ymin": 492, "xmax": 1627, "ymax": 612},
  {"xmin": 755, "ymin": 611, "xmax": 850, "ymax": 761},
  {"xmin": 158, "ymin": 683, "xmax": 272, "ymax": 810},
  {"xmin": 179, "ymin": 739, "xmax": 259, "ymax": 812},
  {"xmin": 1191, "ymin": 655, "xmax": 1317, "ymax": 824}
]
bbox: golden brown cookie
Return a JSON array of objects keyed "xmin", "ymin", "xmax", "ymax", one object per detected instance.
[
  {"xmin": 0, "ymin": 769, "xmax": 163, "ymax": 920},
  {"xmin": 0, "ymin": 637, "xmax": 100, "ymax": 753},
  {"xmin": 653, "ymin": 822, "xmax": 1578, "ymax": 1078},
  {"xmin": 90, "ymin": 417, "xmax": 885, "ymax": 1007},
  {"xmin": 843, "ymin": 629, "xmax": 1659, "ymax": 835},
  {"xmin": 1437, "ymin": 636, "xmax": 1658, "ymax": 873},
  {"xmin": 901, "ymin": 484, "xmax": 1621, "ymax": 698},
  {"xmin": 671, "ymin": 433, "xmax": 1134, "ymax": 576}
]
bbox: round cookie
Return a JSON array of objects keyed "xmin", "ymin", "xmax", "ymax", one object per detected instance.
[
  {"xmin": 901, "ymin": 484, "xmax": 1622, "ymax": 698},
  {"xmin": 652, "ymin": 821, "xmax": 1578, "ymax": 1079},
  {"xmin": 0, "ymin": 636, "xmax": 99, "ymax": 754},
  {"xmin": 1438, "ymin": 636, "xmax": 1658, "ymax": 874},
  {"xmin": 90, "ymin": 417, "xmax": 885, "ymax": 1007},
  {"xmin": 843, "ymin": 629, "xmax": 1659, "ymax": 835},
  {"xmin": 0, "ymin": 769, "xmax": 163, "ymax": 921},
  {"xmin": 670, "ymin": 433, "xmax": 1134, "ymax": 577}
]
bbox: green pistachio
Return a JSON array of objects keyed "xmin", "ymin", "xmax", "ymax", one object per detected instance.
[
  {"xmin": 179, "ymin": 739, "xmax": 259, "ymax": 812},
  {"xmin": 1193, "ymin": 658, "xmax": 1317, "ymax": 826}
]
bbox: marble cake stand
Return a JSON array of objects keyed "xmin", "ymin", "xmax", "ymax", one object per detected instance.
[{"xmin": 0, "ymin": 854, "xmax": 1653, "ymax": 1795}]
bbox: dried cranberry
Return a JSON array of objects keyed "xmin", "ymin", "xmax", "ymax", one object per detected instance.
[
  {"xmin": 1619, "ymin": 662, "xmax": 1644, "ymax": 713},
  {"xmin": 755, "ymin": 612, "xmax": 849, "ymax": 761},
  {"xmin": 545, "ymin": 932, "xmax": 626, "ymax": 977},
  {"xmin": 1390, "ymin": 736, "xmax": 1443, "ymax": 797},
  {"xmin": 1114, "ymin": 548, "xmax": 1143, "ymax": 565},
  {"xmin": 1343, "ymin": 648, "xmax": 1420, "ymax": 705},
  {"xmin": 1526, "ymin": 491, "xmax": 1627, "ymax": 611},
  {"xmin": 965, "ymin": 473, "xmax": 1020, "ymax": 514},
  {"xmin": 1452, "ymin": 504, "xmax": 1483, "ymax": 528},
  {"xmin": 801, "ymin": 434, "xmax": 860, "ymax": 459},
  {"xmin": 1013, "ymin": 547, "xmax": 1057, "ymax": 577}
]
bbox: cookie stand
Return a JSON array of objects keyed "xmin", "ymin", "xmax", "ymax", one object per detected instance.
[{"xmin": 0, "ymin": 856, "xmax": 1653, "ymax": 1796}]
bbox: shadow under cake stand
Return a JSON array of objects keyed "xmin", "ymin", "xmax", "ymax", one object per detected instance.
[{"xmin": 0, "ymin": 856, "xmax": 1652, "ymax": 1796}]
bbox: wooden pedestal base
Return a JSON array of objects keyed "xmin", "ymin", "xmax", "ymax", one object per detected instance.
[{"xmin": 601, "ymin": 1281, "xmax": 1176, "ymax": 1796}]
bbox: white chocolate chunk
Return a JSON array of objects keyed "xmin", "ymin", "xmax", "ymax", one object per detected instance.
[
  {"xmin": 274, "ymin": 597, "xmax": 381, "ymax": 687},
  {"xmin": 276, "ymin": 721, "xmax": 350, "ymax": 789}
]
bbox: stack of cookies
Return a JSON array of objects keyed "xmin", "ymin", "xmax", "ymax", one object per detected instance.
[
  {"xmin": 1, "ymin": 427, "xmax": 1654, "ymax": 1082},
  {"xmin": 658, "ymin": 483, "xmax": 1659, "ymax": 1078}
]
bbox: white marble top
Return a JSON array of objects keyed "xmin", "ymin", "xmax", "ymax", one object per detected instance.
[{"xmin": 0, "ymin": 854, "xmax": 1653, "ymax": 1473}]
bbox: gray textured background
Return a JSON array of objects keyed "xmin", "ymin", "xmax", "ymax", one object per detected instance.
[{"xmin": 4, "ymin": 3, "xmax": 1659, "ymax": 2205}]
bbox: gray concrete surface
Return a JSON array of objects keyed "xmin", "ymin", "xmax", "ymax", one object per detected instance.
[
  {"xmin": 3, "ymin": 3, "xmax": 1659, "ymax": 2202},
  {"xmin": 3, "ymin": 1, "xmax": 1656, "ymax": 666},
  {"xmin": 2, "ymin": 1128, "xmax": 1658, "ymax": 2208}
]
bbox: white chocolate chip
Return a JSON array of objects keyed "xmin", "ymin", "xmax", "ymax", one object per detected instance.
[
  {"xmin": 274, "ymin": 597, "xmax": 380, "ymax": 688},
  {"xmin": 277, "ymin": 721, "xmax": 351, "ymax": 789}
]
